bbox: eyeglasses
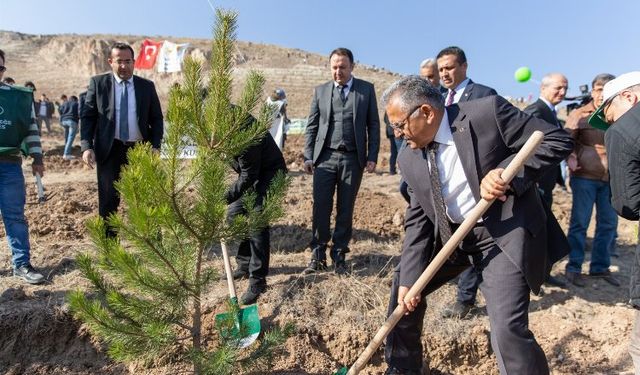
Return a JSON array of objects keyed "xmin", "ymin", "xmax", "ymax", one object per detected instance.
[
  {"xmin": 588, "ymin": 92, "xmax": 621, "ymax": 130},
  {"xmin": 389, "ymin": 104, "xmax": 422, "ymax": 131},
  {"xmin": 0, "ymin": 66, "xmax": 6, "ymax": 72}
]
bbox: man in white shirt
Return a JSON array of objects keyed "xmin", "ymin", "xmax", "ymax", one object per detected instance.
[
  {"xmin": 382, "ymin": 75, "xmax": 572, "ymax": 375},
  {"xmin": 435, "ymin": 46, "xmax": 497, "ymax": 320},
  {"xmin": 81, "ymin": 43, "xmax": 163, "ymax": 236}
]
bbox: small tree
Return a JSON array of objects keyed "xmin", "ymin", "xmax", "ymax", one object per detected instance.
[{"xmin": 69, "ymin": 9, "xmax": 290, "ymax": 375}]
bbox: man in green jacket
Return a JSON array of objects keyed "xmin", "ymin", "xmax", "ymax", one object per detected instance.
[{"xmin": 0, "ymin": 48, "xmax": 45, "ymax": 284}]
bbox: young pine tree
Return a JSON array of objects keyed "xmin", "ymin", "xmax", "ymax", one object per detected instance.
[{"xmin": 68, "ymin": 9, "xmax": 291, "ymax": 375}]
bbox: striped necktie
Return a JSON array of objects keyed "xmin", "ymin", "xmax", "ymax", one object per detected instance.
[{"xmin": 446, "ymin": 89, "xmax": 456, "ymax": 106}]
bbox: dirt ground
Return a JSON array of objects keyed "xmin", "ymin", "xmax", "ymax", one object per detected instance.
[{"xmin": 0, "ymin": 129, "xmax": 637, "ymax": 375}]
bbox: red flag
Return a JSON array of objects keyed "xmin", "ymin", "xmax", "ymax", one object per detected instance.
[{"xmin": 134, "ymin": 39, "xmax": 163, "ymax": 69}]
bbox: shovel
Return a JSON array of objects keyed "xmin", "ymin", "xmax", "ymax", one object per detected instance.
[
  {"xmin": 214, "ymin": 241, "xmax": 261, "ymax": 348},
  {"xmin": 36, "ymin": 173, "xmax": 55, "ymax": 203},
  {"xmin": 334, "ymin": 130, "xmax": 545, "ymax": 375}
]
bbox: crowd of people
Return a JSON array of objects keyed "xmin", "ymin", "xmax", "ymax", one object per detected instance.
[{"xmin": 1, "ymin": 41, "xmax": 640, "ymax": 374}]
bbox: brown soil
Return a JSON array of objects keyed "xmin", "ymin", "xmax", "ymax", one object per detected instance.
[
  {"xmin": 0, "ymin": 132, "xmax": 636, "ymax": 375},
  {"xmin": 0, "ymin": 30, "xmax": 636, "ymax": 375}
]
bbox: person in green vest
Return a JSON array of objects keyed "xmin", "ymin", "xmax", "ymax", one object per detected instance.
[{"xmin": 0, "ymin": 48, "xmax": 45, "ymax": 284}]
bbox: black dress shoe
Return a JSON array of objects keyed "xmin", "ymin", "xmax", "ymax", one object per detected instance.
[
  {"xmin": 565, "ymin": 271, "xmax": 585, "ymax": 287},
  {"xmin": 384, "ymin": 365, "xmax": 425, "ymax": 375},
  {"xmin": 303, "ymin": 259, "xmax": 327, "ymax": 274},
  {"xmin": 240, "ymin": 284, "xmax": 266, "ymax": 305},
  {"xmin": 334, "ymin": 260, "xmax": 348, "ymax": 275},
  {"xmin": 544, "ymin": 275, "xmax": 566, "ymax": 288},
  {"xmin": 589, "ymin": 270, "xmax": 621, "ymax": 286},
  {"xmin": 441, "ymin": 301, "xmax": 473, "ymax": 319},
  {"xmin": 232, "ymin": 269, "xmax": 249, "ymax": 280}
]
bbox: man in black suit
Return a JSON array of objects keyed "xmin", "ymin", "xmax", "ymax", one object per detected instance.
[
  {"xmin": 436, "ymin": 46, "xmax": 497, "ymax": 106},
  {"xmin": 226, "ymin": 115, "xmax": 287, "ymax": 304},
  {"xmin": 81, "ymin": 43, "xmax": 163, "ymax": 234},
  {"xmin": 381, "ymin": 76, "xmax": 572, "ymax": 375},
  {"xmin": 303, "ymin": 47, "xmax": 379, "ymax": 274},
  {"xmin": 596, "ymin": 71, "xmax": 640, "ymax": 373},
  {"xmin": 524, "ymin": 73, "xmax": 569, "ymax": 207},
  {"xmin": 523, "ymin": 73, "xmax": 569, "ymax": 288},
  {"xmin": 435, "ymin": 46, "xmax": 497, "ymax": 319}
]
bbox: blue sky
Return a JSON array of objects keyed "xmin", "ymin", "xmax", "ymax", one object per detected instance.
[{"xmin": 3, "ymin": 0, "xmax": 639, "ymax": 102}]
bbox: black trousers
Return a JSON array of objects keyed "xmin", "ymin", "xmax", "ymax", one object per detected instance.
[
  {"xmin": 310, "ymin": 148, "xmax": 363, "ymax": 260},
  {"xmin": 385, "ymin": 225, "xmax": 549, "ymax": 374},
  {"xmin": 97, "ymin": 140, "xmax": 134, "ymax": 234},
  {"xmin": 227, "ymin": 198, "xmax": 270, "ymax": 286},
  {"xmin": 455, "ymin": 253, "xmax": 483, "ymax": 305}
]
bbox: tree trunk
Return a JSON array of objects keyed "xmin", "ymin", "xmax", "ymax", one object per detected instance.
[{"xmin": 192, "ymin": 296, "xmax": 202, "ymax": 375}]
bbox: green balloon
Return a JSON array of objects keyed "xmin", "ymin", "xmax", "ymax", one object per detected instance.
[{"xmin": 514, "ymin": 67, "xmax": 532, "ymax": 82}]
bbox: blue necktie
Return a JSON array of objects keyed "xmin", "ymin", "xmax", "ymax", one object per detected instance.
[{"xmin": 119, "ymin": 81, "xmax": 129, "ymax": 141}]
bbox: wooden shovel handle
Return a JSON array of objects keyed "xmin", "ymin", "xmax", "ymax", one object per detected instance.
[
  {"xmin": 347, "ymin": 130, "xmax": 545, "ymax": 375},
  {"xmin": 220, "ymin": 241, "xmax": 237, "ymax": 299}
]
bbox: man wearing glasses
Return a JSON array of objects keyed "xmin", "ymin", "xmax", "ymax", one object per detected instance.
[
  {"xmin": 381, "ymin": 76, "xmax": 572, "ymax": 374},
  {"xmin": 591, "ymin": 71, "xmax": 640, "ymax": 372},
  {"xmin": 81, "ymin": 43, "xmax": 163, "ymax": 236}
]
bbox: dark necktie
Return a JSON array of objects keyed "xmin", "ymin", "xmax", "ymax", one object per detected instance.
[
  {"xmin": 119, "ymin": 81, "xmax": 129, "ymax": 141},
  {"xmin": 337, "ymin": 85, "xmax": 346, "ymax": 103},
  {"xmin": 427, "ymin": 142, "xmax": 452, "ymax": 246},
  {"xmin": 446, "ymin": 89, "xmax": 456, "ymax": 106},
  {"xmin": 550, "ymin": 107, "xmax": 561, "ymax": 128}
]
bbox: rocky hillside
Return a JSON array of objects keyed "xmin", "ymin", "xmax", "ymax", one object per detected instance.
[{"xmin": 0, "ymin": 30, "xmax": 400, "ymax": 118}]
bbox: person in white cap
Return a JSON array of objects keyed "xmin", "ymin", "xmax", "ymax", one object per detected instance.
[{"xmin": 590, "ymin": 71, "xmax": 640, "ymax": 371}]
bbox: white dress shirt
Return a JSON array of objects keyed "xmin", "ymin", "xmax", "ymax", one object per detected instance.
[
  {"xmin": 113, "ymin": 74, "xmax": 141, "ymax": 142},
  {"xmin": 334, "ymin": 77, "xmax": 353, "ymax": 98},
  {"xmin": 447, "ymin": 78, "xmax": 470, "ymax": 105},
  {"xmin": 429, "ymin": 111, "xmax": 478, "ymax": 223}
]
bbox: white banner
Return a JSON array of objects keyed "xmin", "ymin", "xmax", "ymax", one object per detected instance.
[{"xmin": 157, "ymin": 41, "xmax": 190, "ymax": 73}]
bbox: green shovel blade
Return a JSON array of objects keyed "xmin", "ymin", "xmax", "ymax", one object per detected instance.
[
  {"xmin": 333, "ymin": 367, "xmax": 348, "ymax": 375},
  {"xmin": 215, "ymin": 299, "xmax": 261, "ymax": 349}
]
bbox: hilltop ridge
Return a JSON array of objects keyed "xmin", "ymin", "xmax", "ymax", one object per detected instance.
[{"xmin": 0, "ymin": 30, "xmax": 400, "ymax": 117}]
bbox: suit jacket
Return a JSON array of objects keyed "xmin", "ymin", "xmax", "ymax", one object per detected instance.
[
  {"xmin": 457, "ymin": 79, "xmax": 497, "ymax": 103},
  {"xmin": 226, "ymin": 128, "xmax": 287, "ymax": 204},
  {"xmin": 605, "ymin": 102, "xmax": 640, "ymax": 306},
  {"xmin": 80, "ymin": 73, "xmax": 163, "ymax": 163},
  {"xmin": 304, "ymin": 78, "xmax": 380, "ymax": 168},
  {"xmin": 35, "ymin": 100, "xmax": 54, "ymax": 118},
  {"xmin": 398, "ymin": 96, "xmax": 573, "ymax": 293},
  {"xmin": 524, "ymin": 98, "xmax": 563, "ymax": 193}
]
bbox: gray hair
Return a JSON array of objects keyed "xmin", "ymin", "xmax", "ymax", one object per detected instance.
[
  {"xmin": 419, "ymin": 58, "xmax": 437, "ymax": 69},
  {"xmin": 382, "ymin": 75, "xmax": 445, "ymax": 113},
  {"xmin": 541, "ymin": 72, "xmax": 567, "ymax": 87}
]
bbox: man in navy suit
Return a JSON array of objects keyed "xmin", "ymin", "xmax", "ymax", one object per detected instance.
[
  {"xmin": 436, "ymin": 46, "xmax": 496, "ymax": 106},
  {"xmin": 81, "ymin": 43, "xmax": 163, "ymax": 235},
  {"xmin": 303, "ymin": 47, "xmax": 380, "ymax": 274},
  {"xmin": 435, "ymin": 46, "xmax": 498, "ymax": 319},
  {"xmin": 382, "ymin": 75, "xmax": 572, "ymax": 375}
]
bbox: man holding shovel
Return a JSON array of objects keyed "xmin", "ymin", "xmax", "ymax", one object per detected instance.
[
  {"xmin": 381, "ymin": 76, "xmax": 572, "ymax": 374},
  {"xmin": 226, "ymin": 115, "xmax": 287, "ymax": 305},
  {"xmin": 0, "ymin": 49, "xmax": 45, "ymax": 284}
]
